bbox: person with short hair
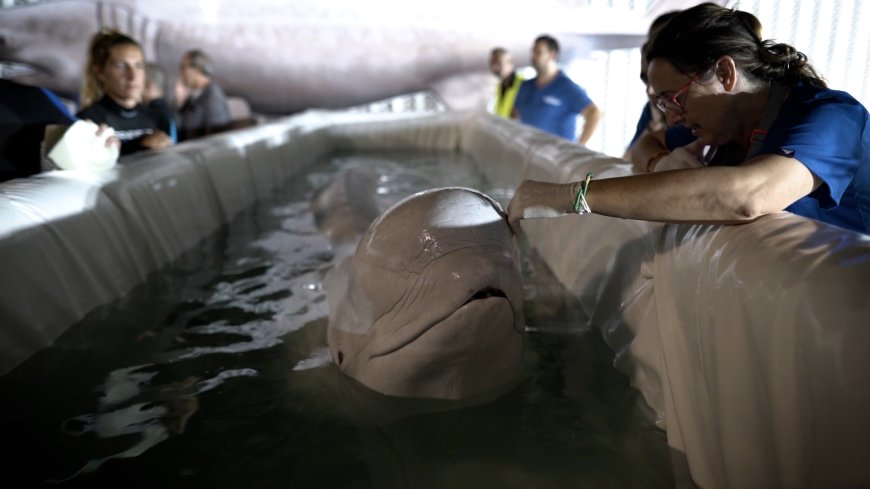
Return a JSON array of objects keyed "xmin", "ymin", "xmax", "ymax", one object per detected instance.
[
  {"xmin": 489, "ymin": 47, "xmax": 524, "ymax": 119},
  {"xmin": 176, "ymin": 49, "xmax": 231, "ymax": 140},
  {"xmin": 77, "ymin": 29, "xmax": 172, "ymax": 155},
  {"xmin": 508, "ymin": 3, "xmax": 869, "ymax": 235},
  {"xmin": 623, "ymin": 10, "xmax": 696, "ymax": 171},
  {"xmin": 512, "ymin": 34, "xmax": 602, "ymax": 145},
  {"xmin": 143, "ymin": 62, "xmax": 177, "ymax": 144}
]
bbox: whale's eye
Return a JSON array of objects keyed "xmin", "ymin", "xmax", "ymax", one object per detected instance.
[
  {"xmin": 337, "ymin": 351, "xmax": 344, "ymax": 365},
  {"xmin": 464, "ymin": 287, "xmax": 508, "ymax": 305}
]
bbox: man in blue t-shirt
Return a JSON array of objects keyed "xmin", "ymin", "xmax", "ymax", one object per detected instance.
[{"xmin": 512, "ymin": 35, "xmax": 602, "ymax": 145}]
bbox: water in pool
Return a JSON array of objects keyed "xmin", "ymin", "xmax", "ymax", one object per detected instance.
[{"xmin": 0, "ymin": 150, "xmax": 675, "ymax": 488}]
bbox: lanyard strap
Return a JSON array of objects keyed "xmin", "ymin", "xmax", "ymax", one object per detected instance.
[{"xmin": 745, "ymin": 82, "xmax": 786, "ymax": 161}]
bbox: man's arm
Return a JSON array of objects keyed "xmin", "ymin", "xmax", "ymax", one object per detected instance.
[
  {"xmin": 627, "ymin": 127, "xmax": 669, "ymax": 172},
  {"xmin": 576, "ymin": 102, "xmax": 601, "ymax": 146}
]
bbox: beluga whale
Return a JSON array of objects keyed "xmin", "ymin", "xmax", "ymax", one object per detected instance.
[{"xmin": 312, "ymin": 168, "xmax": 525, "ymax": 401}]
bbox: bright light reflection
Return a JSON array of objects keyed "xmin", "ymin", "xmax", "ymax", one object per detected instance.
[
  {"xmin": 199, "ymin": 0, "xmax": 220, "ymax": 23},
  {"xmin": 429, "ymin": 196, "xmax": 503, "ymax": 229}
]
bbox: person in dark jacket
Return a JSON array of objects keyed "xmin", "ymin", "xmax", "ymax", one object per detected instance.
[
  {"xmin": 0, "ymin": 79, "xmax": 75, "ymax": 181},
  {"xmin": 176, "ymin": 49, "xmax": 231, "ymax": 140}
]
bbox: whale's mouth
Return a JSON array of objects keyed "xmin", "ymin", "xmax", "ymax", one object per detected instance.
[
  {"xmin": 463, "ymin": 287, "xmax": 508, "ymax": 305},
  {"xmin": 369, "ymin": 286, "xmax": 515, "ymax": 359}
]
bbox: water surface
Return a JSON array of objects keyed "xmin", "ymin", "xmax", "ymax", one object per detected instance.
[{"xmin": 0, "ymin": 150, "xmax": 674, "ymax": 488}]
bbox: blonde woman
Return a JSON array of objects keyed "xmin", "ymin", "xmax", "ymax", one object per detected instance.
[{"xmin": 77, "ymin": 29, "xmax": 172, "ymax": 155}]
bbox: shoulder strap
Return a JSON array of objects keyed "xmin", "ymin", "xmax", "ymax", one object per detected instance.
[{"xmin": 745, "ymin": 82, "xmax": 786, "ymax": 161}]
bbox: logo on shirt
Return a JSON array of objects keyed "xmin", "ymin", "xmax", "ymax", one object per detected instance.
[
  {"xmin": 778, "ymin": 148, "xmax": 796, "ymax": 157},
  {"xmin": 542, "ymin": 95, "xmax": 562, "ymax": 107},
  {"xmin": 115, "ymin": 128, "xmax": 154, "ymax": 141}
]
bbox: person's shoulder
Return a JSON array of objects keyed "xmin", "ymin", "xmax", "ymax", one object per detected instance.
[
  {"xmin": 786, "ymin": 83, "xmax": 868, "ymax": 130},
  {"xmin": 516, "ymin": 77, "xmax": 535, "ymax": 98},
  {"xmin": 146, "ymin": 99, "xmax": 173, "ymax": 119},
  {"xmin": 556, "ymin": 70, "xmax": 576, "ymax": 83},
  {"xmin": 556, "ymin": 71, "xmax": 585, "ymax": 90},
  {"xmin": 792, "ymin": 83, "xmax": 866, "ymax": 113},
  {"xmin": 1, "ymin": 80, "xmax": 74, "ymax": 124},
  {"xmin": 556, "ymin": 71, "xmax": 590, "ymax": 104},
  {"xmin": 0, "ymin": 78, "xmax": 35, "ymax": 99},
  {"xmin": 148, "ymin": 98, "xmax": 172, "ymax": 112},
  {"xmin": 204, "ymin": 81, "xmax": 228, "ymax": 99},
  {"xmin": 76, "ymin": 102, "xmax": 103, "ymax": 121}
]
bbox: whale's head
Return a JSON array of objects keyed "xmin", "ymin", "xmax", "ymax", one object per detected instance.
[{"xmin": 325, "ymin": 187, "xmax": 524, "ymax": 400}]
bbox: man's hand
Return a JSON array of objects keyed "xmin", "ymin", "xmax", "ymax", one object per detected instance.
[
  {"xmin": 141, "ymin": 131, "xmax": 173, "ymax": 150},
  {"xmin": 653, "ymin": 139, "xmax": 706, "ymax": 172},
  {"xmin": 506, "ymin": 180, "xmax": 578, "ymax": 233}
]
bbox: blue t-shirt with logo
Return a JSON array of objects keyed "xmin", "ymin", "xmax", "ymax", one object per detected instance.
[
  {"xmin": 759, "ymin": 82, "xmax": 870, "ymax": 234},
  {"xmin": 514, "ymin": 71, "xmax": 592, "ymax": 141}
]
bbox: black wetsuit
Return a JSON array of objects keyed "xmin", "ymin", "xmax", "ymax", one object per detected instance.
[
  {"xmin": 147, "ymin": 98, "xmax": 177, "ymax": 143},
  {"xmin": 0, "ymin": 79, "xmax": 75, "ymax": 182},
  {"xmin": 77, "ymin": 95, "xmax": 162, "ymax": 156}
]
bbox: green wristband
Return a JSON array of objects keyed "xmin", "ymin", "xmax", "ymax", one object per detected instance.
[{"xmin": 573, "ymin": 173, "xmax": 593, "ymax": 214}]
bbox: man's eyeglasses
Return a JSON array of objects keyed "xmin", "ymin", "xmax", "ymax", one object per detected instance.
[{"xmin": 654, "ymin": 75, "xmax": 699, "ymax": 114}]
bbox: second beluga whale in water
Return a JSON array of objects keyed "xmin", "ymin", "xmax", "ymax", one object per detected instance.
[{"xmin": 311, "ymin": 167, "xmax": 525, "ymax": 401}]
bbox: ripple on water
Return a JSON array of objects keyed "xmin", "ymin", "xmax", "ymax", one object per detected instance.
[{"xmin": 0, "ymin": 150, "xmax": 674, "ymax": 488}]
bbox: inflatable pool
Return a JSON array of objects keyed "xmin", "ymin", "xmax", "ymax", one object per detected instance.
[{"xmin": 1, "ymin": 111, "xmax": 868, "ymax": 488}]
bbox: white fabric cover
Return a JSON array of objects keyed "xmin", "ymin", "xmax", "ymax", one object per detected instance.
[{"xmin": 1, "ymin": 111, "xmax": 868, "ymax": 488}]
